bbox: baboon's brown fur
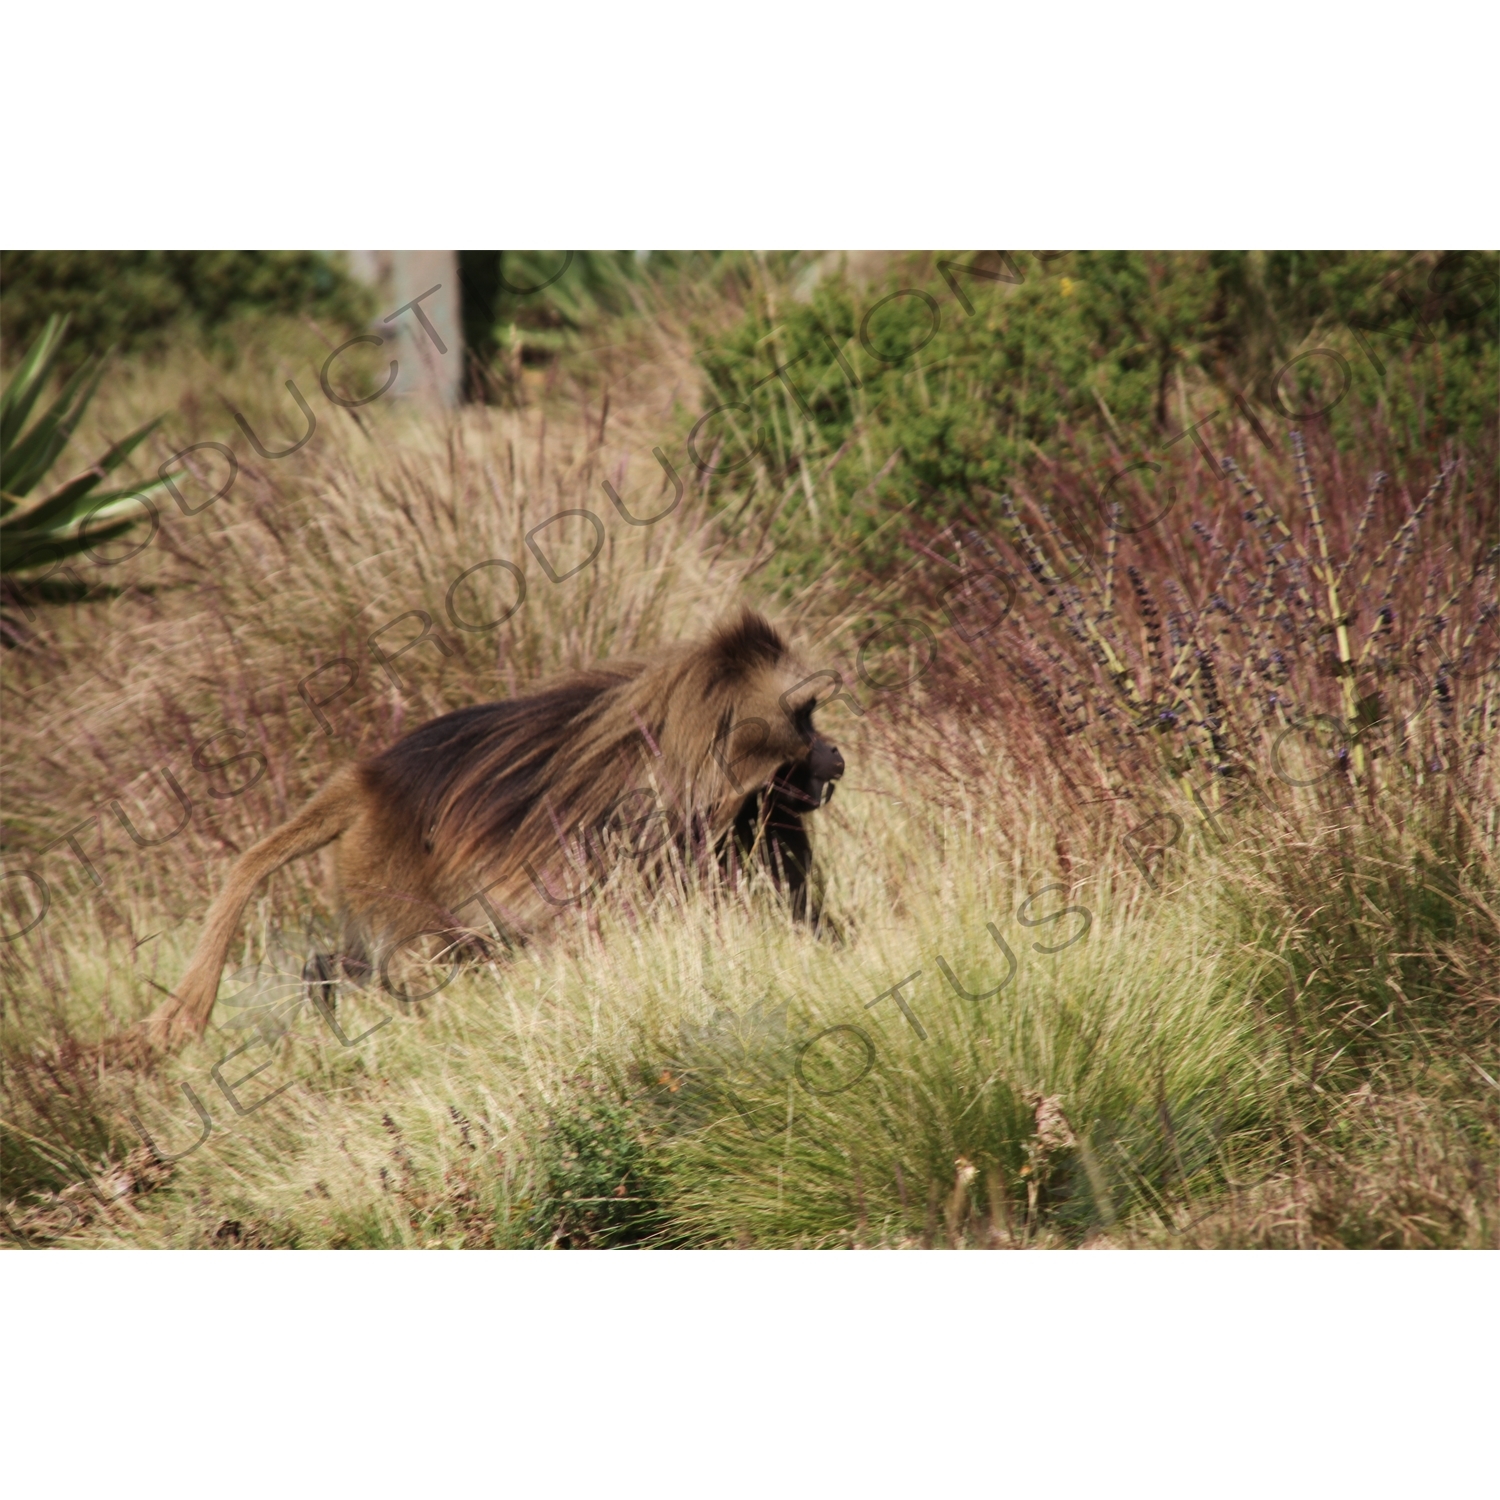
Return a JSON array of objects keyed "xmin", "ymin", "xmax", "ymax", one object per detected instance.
[{"xmin": 139, "ymin": 610, "xmax": 844, "ymax": 1051}]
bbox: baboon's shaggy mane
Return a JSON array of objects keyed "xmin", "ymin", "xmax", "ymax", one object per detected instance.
[
  {"xmin": 704, "ymin": 610, "xmax": 788, "ymax": 684},
  {"xmin": 360, "ymin": 670, "xmax": 632, "ymax": 869}
]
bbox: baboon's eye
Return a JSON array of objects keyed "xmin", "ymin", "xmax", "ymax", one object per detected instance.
[{"xmin": 793, "ymin": 698, "xmax": 817, "ymax": 740}]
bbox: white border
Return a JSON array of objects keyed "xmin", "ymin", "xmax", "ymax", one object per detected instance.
[
  {"xmin": 3, "ymin": 1251, "xmax": 1495, "ymax": 1494},
  {"xmin": 3, "ymin": 2, "xmax": 1497, "ymax": 246}
]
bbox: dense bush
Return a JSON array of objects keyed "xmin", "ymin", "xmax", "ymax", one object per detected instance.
[
  {"xmin": 692, "ymin": 251, "xmax": 1497, "ymax": 581},
  {"xmin": 0, "ymin": 251, "xmax": 374, "ymax": 369},
  {"xmin": 526, "ymin": 1082, "xmax": 668, "ymax": 1248}
]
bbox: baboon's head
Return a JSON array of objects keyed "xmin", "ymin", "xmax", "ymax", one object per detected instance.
[{"xmin": 698, "ymin": 611, "xmax": 846, "ymax": 808}]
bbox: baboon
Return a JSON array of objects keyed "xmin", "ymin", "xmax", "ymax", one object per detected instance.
[{"xmin": 139, "ymin": 610, "xmax": 845, "ymax": 1051}]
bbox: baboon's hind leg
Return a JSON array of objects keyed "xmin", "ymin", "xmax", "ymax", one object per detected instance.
[{"xmin": 337, "ymin": 918, "xmax": 374, "ymax": 987}]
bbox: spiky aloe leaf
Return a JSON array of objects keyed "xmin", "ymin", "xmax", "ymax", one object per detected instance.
[
  {"xmin": 1, "ymin": 359, "xmax": 109, "ymax": 500},
  {"xmin": 0, "ymin": 314, "xmax": 67, "ymax": 453},
  {"xmin": 1, "ymin": 416, "xmax": 164, "ymax": 535},
  {"xmin": 2, "ymin": 315, "xmax": 169, "ymax": 581}
]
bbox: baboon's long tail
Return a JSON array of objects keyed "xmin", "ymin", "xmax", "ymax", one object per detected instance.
[{"xmin": 141, "ymin": 768, "xmax": 363, "ymax": 1051}]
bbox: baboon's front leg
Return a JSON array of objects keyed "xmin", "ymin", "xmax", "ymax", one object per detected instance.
[{"xmin": 303, "ymin": 952, "xmax": 339, "ymax": 1019}]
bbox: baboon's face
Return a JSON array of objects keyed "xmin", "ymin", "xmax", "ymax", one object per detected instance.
[
  {"xmin": 783, "ymin": 682, "xmax": 845, "ymax": 805},
  {"xmin": 725, "ymin": 663, "xmax": 846, "ymax": 805}
]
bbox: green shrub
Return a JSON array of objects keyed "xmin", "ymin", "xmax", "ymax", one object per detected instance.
[
  {"xmin": 527, "ymin": 1081, "xmax": 668, "ymax": 1248},
  {"xmin": 692, "ymin": 250, "xmax": 1498, "ymax": 584},
  {"xmin": 0, "ymin": 250, "xmax": 374, "ymax": 370}
]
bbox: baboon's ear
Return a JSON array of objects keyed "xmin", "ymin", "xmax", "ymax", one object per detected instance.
[{"xmin": 706, "ymin": 609, "xmax": 787, "ymax": 681}]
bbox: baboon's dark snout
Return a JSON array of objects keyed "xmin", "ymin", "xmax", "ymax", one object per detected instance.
[{"xmin": 809, "ymin": 737, "xmax": 844, "ymax": 783}]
